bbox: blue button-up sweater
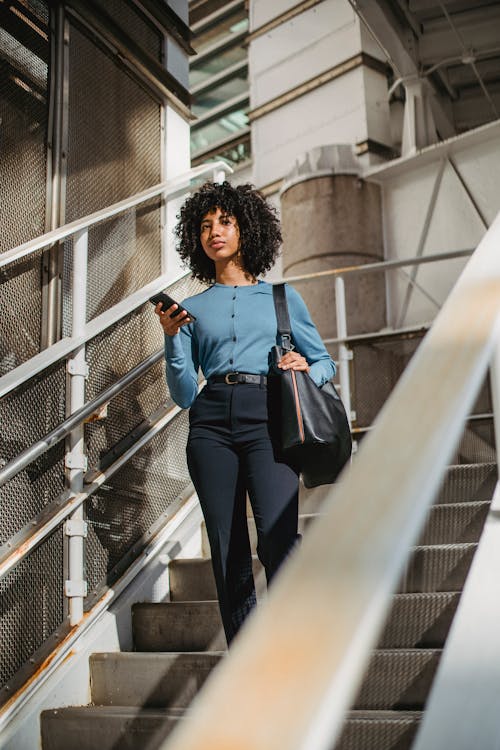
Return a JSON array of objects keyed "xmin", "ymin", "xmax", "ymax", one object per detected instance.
[{"xmin": 164, "ymin": 281, "xmax": 335, "ymax": 408}]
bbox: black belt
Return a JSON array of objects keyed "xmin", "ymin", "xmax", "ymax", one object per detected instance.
[{"xmin": 208, "ymin": 372, "xmax": 267, "ymax": 386}]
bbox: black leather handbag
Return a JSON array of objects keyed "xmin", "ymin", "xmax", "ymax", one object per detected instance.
[{"xmin": 269, "ymin": 284, "xmax": 352, "ymax": 488}]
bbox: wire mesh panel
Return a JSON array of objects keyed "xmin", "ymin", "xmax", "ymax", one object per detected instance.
[
  {"xmin": 85, "ymin": 410, "xmax": 191, "ymax": 604},
  {"xmin": 351, "ymin": 333, "xmax": 425, "ymax": 429},
  {"xmin": 351, "ymin": 332, "xmax": 494, "ymax": 444},
  {"xmin": 0, "ymin": 0, "xmax": 49, "ymax": 366},
  {"xmin": 0, "ymin": 528, "xmax": 65, "ymax": 702},
  {"xmin": 104, "ymin": 0, "xmax": 162, "ymax": 58},
  {"xmin": 64, "ymin": 24, "xmax": 163, "ymax": 324},
  {"xmin": 83, "ymin": 276, "xmax": 204, "ymax": 601},
  {"xmin": 0, "ymin": 361, "xmax": 66, "ymax": 543},
  {"xmin": 0, "ymin": 0, "xmax": 49, "ymax": 253},
  {"xmin": 1, "ymin": 251, "xmax": 45, "ymax": 373}
]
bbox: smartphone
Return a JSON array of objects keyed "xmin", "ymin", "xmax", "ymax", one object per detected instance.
[{"xmin": 149, "ymin": 292, "xmax": 196, "ymax": 322}]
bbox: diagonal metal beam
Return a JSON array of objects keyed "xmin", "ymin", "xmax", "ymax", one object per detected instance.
[{"xmin": 396, "ymin": 157, "xmax": 446, "ymax": 327}]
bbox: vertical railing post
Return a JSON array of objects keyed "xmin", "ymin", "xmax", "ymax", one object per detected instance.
[
  {"xmin": 65, "ymin": 228, "xmax": 89, "ymax": 625},
  {"xmin": 335, "ymin": 276, "xmax": 354, "ymax": 430},
  {"xmin": 212, "ymin": 167, "xmax": 226, "ymax": 184},
  {"xmin": 490, "ymin": 336, "xmax": 500, "ymax": 483}
]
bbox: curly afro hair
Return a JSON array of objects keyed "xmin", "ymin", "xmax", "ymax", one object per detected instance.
[{"xmin": 174, "ymin": 181, "xmax": 282, "ymax": 284}]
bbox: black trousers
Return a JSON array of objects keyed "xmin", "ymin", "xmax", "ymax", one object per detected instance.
[{"xmin": 186, "ymin": 380, "xmax": 300, "ymax": 645}]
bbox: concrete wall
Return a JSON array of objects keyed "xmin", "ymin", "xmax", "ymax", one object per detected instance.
[{"xmin": 248, "ymin": 0, "xmax": 393, "ymax": 190}]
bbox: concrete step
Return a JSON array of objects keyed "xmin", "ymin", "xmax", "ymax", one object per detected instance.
[
  {"xmin": 40, "ymin": 705, "xmax": 182, "ymax": 750},
  {"xmin": 90, "ymin": 652, "xmax": 222, "ymax": 708},
  {"xmin": 200, "ymin": 512, "xmax": 316, "ymax": 558},
  {"xmin": 168, "ymin": 556, "xmax": 265, "ymax": 603},
  {"xmin": 399, "ymin": 542, "xmax": 477, "ymax": 593},
  {"xmin": 378, "ymin": 592, "xmax": 460, "ymax": 648},
  {"xmin": 333, "ymin": 710, "xmax": 422, "ymax": 750},
  {"xmin": 352, "ymin": 649, "xmax": 441, "ymax": 710},
  {"xmin": 169, "ymin": 558, "xmax": 218, "ymax": 602},
  {"xmin": 132, "ymin": 602, "xmax": 226, "ymax": 652},
  {"xmin": 170, "ymin": 541, "xmax": 477, "ymax": 605}
]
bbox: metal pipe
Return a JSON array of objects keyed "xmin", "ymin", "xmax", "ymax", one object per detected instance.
[
  {"xmin": 0, "ymin": 248, "xmax": 473, "ymax": 402},
  {"xmin": 283, "ymin": 247, "xmax": 473, "ymax": 284},
  {"xmin": 0, "ymin": 270, "xmax": 185, "ymax": 400},
  {"xmin": 0, "ymin": 401, "xmax": 184, "ymax": 581},
  {"xmin": 335, "ymin": 276, "xmax": 353, "ymax": 428},
  {"xmin": 0, "ymin": 161, "xmax": 233, "ymax": 268},
  {"xmin": 66, "ymin": 228, "xmax": 88, "ymax": 625},
  {"xmin": 0, "ymin": 350, "xmax": 163, "ymax": 487}
]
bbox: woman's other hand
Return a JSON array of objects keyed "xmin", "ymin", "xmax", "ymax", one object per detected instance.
[
  {"xmin": 277, "ymin": 351, "xmax": 310, "ymax": 373},
  {"xmin": 155, "ymin": 303, "xmax": 191, "ymax": 336}
]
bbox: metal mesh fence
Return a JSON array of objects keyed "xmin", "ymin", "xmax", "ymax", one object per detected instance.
[
  {"xmin": 83, "ymin": 275, "xmax": 204, "ymax": 601},
  {"xmin": 64, "ymin": 23, "xmax": 162, "ymax": 326},
  {"xmin": 0, "ymin": 1, "xmax": 49, "ymax": 253},
  {"xmin": 1, "ymin": 250, "xmax": 45, "ymax": 373},
  {"xmin": 0, "ymin": 0, "xmax": 49, "ymax": 367},
  {"xmin": 0, "ymin": 6, "xmax": 173, "ymax": 701},
  {"xmin": 84, "ymin": 410, "xmax": 191, "ymax": 603},
  {"xmin": 351, "ymin": 333, "xmax": 425, "ymax": 429},
  {"xmin": 0, "ymin": 528, "xmax": 65, "ymax": 697},
  {"xmin": 0, "ymin": 361, "xmax": 66, "ymax": 543},
  {"xmin": 104, "ymin": 0, "xmax": 162, "ymax": 58},
  {"xmin": 349, "ymin": 331, "xmax": 493, "ymax": 433}
]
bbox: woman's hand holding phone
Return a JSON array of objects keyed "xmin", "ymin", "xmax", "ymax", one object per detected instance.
[
  {"xmin": 151, "ymin": 292, "xmax": 195, "ymax": 336},
  {"xmin": 155, "ymin": 301, "xmax": 191, "ymax": 336}
]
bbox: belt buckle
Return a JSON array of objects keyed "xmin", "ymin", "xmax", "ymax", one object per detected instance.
[{"xmin": 225, "ymin": 372, "xmax": 239, "ymax": 384}]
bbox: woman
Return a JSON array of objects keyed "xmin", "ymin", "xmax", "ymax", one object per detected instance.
[{"xmin": 156, "ymin": 181, "xmax": 335, "ymax": 645}]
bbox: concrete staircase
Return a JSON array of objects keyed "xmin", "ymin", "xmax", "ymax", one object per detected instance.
[{"xmin": 40, "ymin": 461, "xmax": 496, "ymax": 750}]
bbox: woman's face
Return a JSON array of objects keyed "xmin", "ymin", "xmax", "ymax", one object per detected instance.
[{"xmin": 199, "ymin": 207, "xmax": 240, "ymax": 264}]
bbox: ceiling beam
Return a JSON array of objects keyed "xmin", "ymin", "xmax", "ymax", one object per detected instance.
[{"xmin": 348, "ymin": 0, "xmax": 456, "ymax": 139}]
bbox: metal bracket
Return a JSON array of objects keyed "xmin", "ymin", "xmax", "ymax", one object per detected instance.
[
  {"xmin": 64, "ymin": 580, "xmax": 88, "ymax": 598},
  {"xmin": 84, "ymin": 402, "xmax": 109, "ymax": 423},
  {"xmin": 64, "ymin": 519, "xmax": 88, "ymax": 538},
  {"xmin": 65, "ymin": 452, "xmax": 88, "ymax": 471},
  {"xmin": 67, "ymin": 359, "xmax": 89, "ymax": 378}
]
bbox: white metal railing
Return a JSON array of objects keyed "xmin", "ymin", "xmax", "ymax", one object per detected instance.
[
  {"xmin": 0, "ymin": 159, "xmax": 232, "ymax": 626},
  {"xmin": 157, "ymin": 213, "xmax": 500, "ymax": 750},
  {"xmin": 0, "ymin": 238, "xmax": 472, "ymax": 616},
  {"xmin": 0, "ymin": 155, "xmax": 486, "ymax": 738},
  {"xmin": 0, "ymin": 161, "xmax": 231, "ymax": 400},
  {"xmin": 0, "ymin": 242, "xmax": 470, "ymax": 581}
]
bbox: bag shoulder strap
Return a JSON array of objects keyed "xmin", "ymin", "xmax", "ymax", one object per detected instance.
[{"xmin": 272, "ymin": 283, "xmax": 293, "ymax": 351}]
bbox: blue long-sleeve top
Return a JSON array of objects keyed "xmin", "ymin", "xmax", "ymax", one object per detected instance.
[{"xmin": 164, "ymin": 280, "xmax": 335, "ymax": 408}]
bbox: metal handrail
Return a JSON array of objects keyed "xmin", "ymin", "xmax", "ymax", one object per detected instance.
[
  {"xmin": 0, "ymin": 350, "xmax": 163, "ymax": 487},
  {"xmin": 160, "ymin": 212, "xmax": 500, "ymax": 750},
  {"xmin": 0, "ymin": 247, "xmax": 470, "ymax": 401},
  {"xmin": 0, "ymin": 158, "xmax": 233, "ymax": 401},
  {"xmin": 0, "ymin": 399, "xmax": 184, "ymax": 581},
  {"xmin": 0, "ymin": 161, "xmax": 231, "ymax": 268},
  {"xmin": 283, "ymin": 246, "xmax": 473, "ymax": 283},
  {"xmin": 0, "ymin": 269, "xmax": 189, "ymax": 399}
]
